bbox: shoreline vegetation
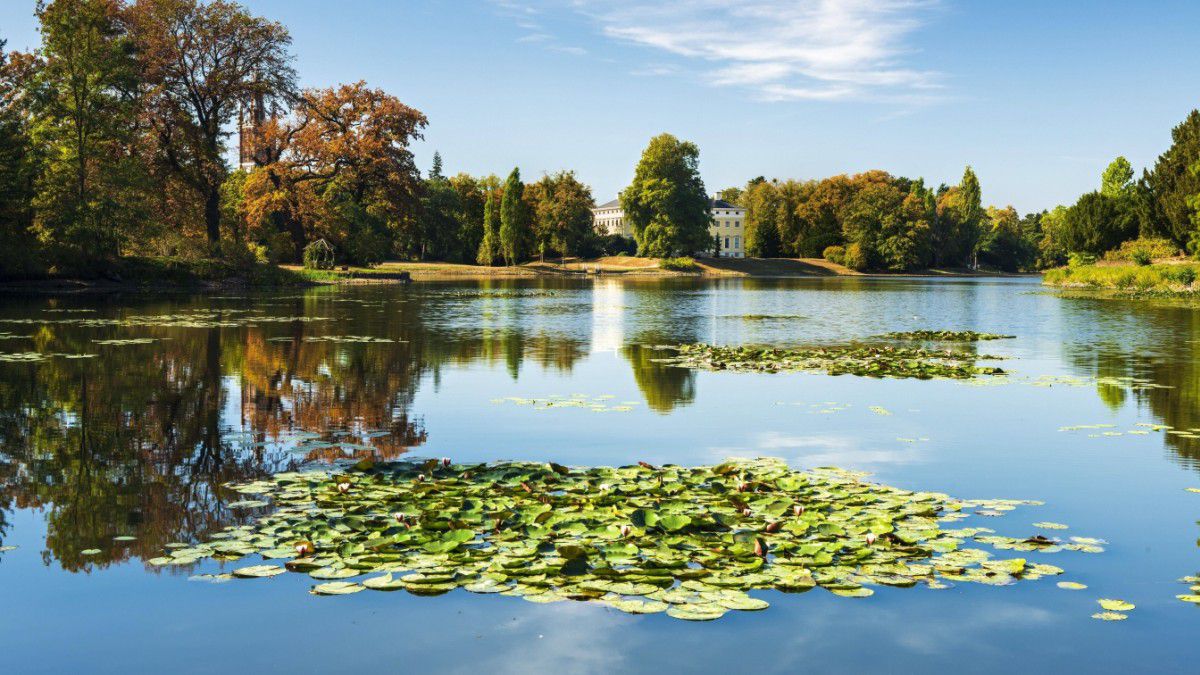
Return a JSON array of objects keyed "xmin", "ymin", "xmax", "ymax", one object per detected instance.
[
  {"xmin": 0, "ymin": 255, "xmax": 1034, "ymax": 292},
  {"xmin": 1043, "ymin": 260, "xmax": 1200, "ymax": 297}
]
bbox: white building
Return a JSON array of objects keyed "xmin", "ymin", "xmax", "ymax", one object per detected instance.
[{"xmin": 591, "ymin": 198, "xmax": 747, "ymax": 258}]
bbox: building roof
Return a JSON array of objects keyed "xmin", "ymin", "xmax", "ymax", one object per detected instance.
[{"xmin": 594, "ymin": 197, "xmax": 743, "ymax": 211}]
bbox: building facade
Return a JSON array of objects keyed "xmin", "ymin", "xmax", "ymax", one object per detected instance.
[{"xmin": 591, "ymin": 198, "xmax": 747, "ymax": 258}]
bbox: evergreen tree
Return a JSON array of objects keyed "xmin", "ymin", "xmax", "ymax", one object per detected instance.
[
  {"xmin": 1146, "ymin": 110, "xmax": 1200, "ymax": 245},
  {"xmin": 499, "ymin": 167, "xmax": 528, "ymax": 265}
]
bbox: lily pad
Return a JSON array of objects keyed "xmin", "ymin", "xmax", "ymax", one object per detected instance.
[
  {"xmin": 1098, "ymin": 598, "xmax": 1135, "ymax": 611},
  {"xmin": 232, "ymin": 564, "xmax": 285, "ymax": 578},
  {"xmin": 311, "ymin": 581, "xmax": 364, "ymax": 595}
]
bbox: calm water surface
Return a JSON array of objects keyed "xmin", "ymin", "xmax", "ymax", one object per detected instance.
[{"xmin": 1, "ymin": 277, "xmax": 1199, "ymax": 673}]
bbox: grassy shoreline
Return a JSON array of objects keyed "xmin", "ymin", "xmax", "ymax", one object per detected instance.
[
  {"xmin": 1042, "ymin": 261, "xmax": 1200, "ymax": 296},
  {"xmin": 1, "ymin": 255, "xmax": 1033, "ymax": 292}
]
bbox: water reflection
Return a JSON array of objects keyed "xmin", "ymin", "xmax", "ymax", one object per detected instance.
[{"xmin": 1058, "ymin": 296, "xmax": 1200, "ymax": 468}]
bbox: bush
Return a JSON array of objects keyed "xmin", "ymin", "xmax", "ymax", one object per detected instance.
[
  {"xmin": 1166, "ymin": 266, "xmax": 1197, "ymax": 286},
  {"xmin": 1103, "ymin": 237, "xmax": 1178, "ymax": 263},
  {"xmin": 843, "ymin": 243, "xmax": 868, "ymax": 271},
  {"xmin": 1067, "ymin": 251, "xmax": 1096, "ymax": 268},
  {"xmin": 598, "ymin": 234, "xmax": 636, "ymax": 257},
  {"xmin": 823, "ymin": 245, "xmax": 846, "ymax": 266},
  {"xmin": 659, "ymin": 257, "xmax": 699, "ymax": 272},
  {"xmin": 303, "ymin": 239, "xmax": 336, "ymax": 270}
]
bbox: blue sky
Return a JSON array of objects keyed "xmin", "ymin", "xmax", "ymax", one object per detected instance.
[{"xmin": 2, "ymin": 0, "xmax": 1197, "ymax": 212}]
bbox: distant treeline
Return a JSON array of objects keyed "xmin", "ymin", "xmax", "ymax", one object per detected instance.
[{"xmin": 3, "ymin": 1, "xmax": 1198, "ymax": 279}]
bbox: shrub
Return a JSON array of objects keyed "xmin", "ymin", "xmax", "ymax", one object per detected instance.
[
  {"xmin": 303, "ymin": 239, "xmax": 336, "ymax": 270},
  {"xmin": 660, "ymin": 257, "xmax": 699, "ymax": 272},
  {"xmin": 843, "ymin": 243, "xmax": 869, "ymax": 271},
  {"xmin": 1103, "ymin": 237, "xmax": 1179, "ymax": 263},
  {"xmin": 1067, "ymin": 251, "xmax": 1096, "ymax": 268},
  {"xmin": 1166, "ymin": 266, "xmax": 1197, "ymax": 287},
  {"xmin": 823, "ymin": 245, "xmax": 846, "ymax": 266},
  {"xmin": 599, "ymin": 234, "xmax": 636, "ymax": 257}
]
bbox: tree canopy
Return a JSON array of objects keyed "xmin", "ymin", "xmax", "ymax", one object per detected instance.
[{"xmin": 620, "ymin": 133, "xmax": 712, "ymax": 257}]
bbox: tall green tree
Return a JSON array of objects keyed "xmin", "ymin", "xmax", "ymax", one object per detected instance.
[
  {"xmin": 30, "ymin": 0, "xmax": 146, "ymax": 261},
  {"xmin": 448, "ymin": 173, "xmax": 485, "ymax": 263},
  {"xmin": 1062, "ymin": 191, "xmax": 1136, "ymax": 255},
  {"xmin": 417, "ymin": 161, "xmax": 460, "ymax": 260},
  {"xmin": 743, "ymin": 179, "xmax": 782, "ymax": 257},
  {"xmin": 619, "ymin": 133, "xmax": 711, "ymax": 257},
  {"xmin": 1146, "ymin": 110, "xmax": 1200, "ymax": 245},
  {"xmin": 1101, "ymin": 156, "xmax": 1134, "ymax": 198},
  {"xmin": 499, "ymin": 167, "xmax": 529, "ymax": 265},
  {"xmin": 477, "ymin": 188, "xmax": 499, "ymax": 265},
  {"xmin": 531, "ymin": 170, "xmax": 595, "ymax": 260}
]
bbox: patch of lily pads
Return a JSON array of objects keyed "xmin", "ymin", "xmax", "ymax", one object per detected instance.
[
  {"xmin": 658, "ymin": 344, "xmax": 1004, "ymax": 380},
  {"xmin": 145, "ymin": 457, "xmax": 1102, "ymax": 621},
  {"xmin": 876, "ymin": 330, "xmax": 1015, "ymax": 342}
]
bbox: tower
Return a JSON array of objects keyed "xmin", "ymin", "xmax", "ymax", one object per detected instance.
[{"xmin": 237, "ymin": 85, "xmax": 266, "ymax": 171}]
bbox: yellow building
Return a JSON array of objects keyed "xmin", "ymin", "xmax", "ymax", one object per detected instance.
[{"xmin": 591, "ymin": 198, "xmax": 746, "ymax": 258}]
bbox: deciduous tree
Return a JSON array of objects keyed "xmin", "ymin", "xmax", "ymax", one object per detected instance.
[{"xmin": 620, "ymin": 133, "xmax": 712, "ymax": 257}]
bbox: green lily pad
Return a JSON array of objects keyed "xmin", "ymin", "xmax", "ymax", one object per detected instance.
[
  {"xmin": 1057, "ymin": 581, "xmax": 1087, "ymax": 590},
  {"xmin": 1091, "ymin": 611, "xmax": 1127, "ymax": 621},
  {"xmin": 232, "ymin": 564, "xmax": 285, "ymax": 578},
  {"xmin": 311, "ymin": 581, "xmax": 364, "ymax": 595},
  {"xmin": 1098, "ymin": 598, "xmax": 1134, "ymax": 611}
]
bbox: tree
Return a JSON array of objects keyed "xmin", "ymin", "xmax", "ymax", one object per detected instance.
[
  {"xmin": 933, "ymin": 166, "xmax": 984, "ymax": 267},
  {"xmin": 743, "ymin": 179, "xmax": 782, "ymax": 257},
  {"xmin": 977, "ymin": 205, "xmax": 1035, "ymax": 272},
  {"xmin": 477, "ymin": 188, "xmax": 500, "ymax": 265},
  {"xmin": 30, "ymin": 0, "xmax": 146, "ymax": 261},
  {"xmin": 417, "ymin": 169, "xmax": 460, "ymax": 261},
  {"xmin": 0, "ymin": 43, "xmax": 41, "ymax": 275},
  {"xmin": 715, "ymin": 186, "xmax": 743, "ymax": 206},
  {"xmin": 1062, "ymin": 191, "xmax": 1136, "ymax": 255},
  {"xmin": 1101, "ymin": 156, "xmax": 1134, "ymax": 198},
  {"xmin": 1037, "ymin": 206, "xmax": 1069, "ymax": 267},
  {"xmin": 448, "ymin": 173, "xmax": 485, "ymax": 263},
  {"xmin": 243, "ymin": 82, "xmax": 427, "ymax": 262},
  {"xmin": 620, "ymin": 133, "xmax": 711, "ymax": 257},
  {"xmin": 499, "ymin": 167, "xmax": 529, "ymax": 265},
  {"xmin": 531, "ymin": 170, "xmax": 595, "ymax": 260},
  {"xmin": 1146, "ymin": 110, "xmax": 1200, "ymax": 245},
  {"xmin": 130, "ymin": 0, "xmax": 296, "ymax": 247}
]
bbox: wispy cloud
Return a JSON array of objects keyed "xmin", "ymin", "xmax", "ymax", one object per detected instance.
[{"xmin": 500, "ymin": 0, "xmax": 944, "ymax": 102}]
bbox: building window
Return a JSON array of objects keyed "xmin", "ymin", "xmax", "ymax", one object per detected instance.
[
  {"xmin": 724, "ymin": 236, "xmax": 730, "ymax": 249},
  {"xmin": 734, "ymin": 236, "xmax": 740, "ymax": 249}
]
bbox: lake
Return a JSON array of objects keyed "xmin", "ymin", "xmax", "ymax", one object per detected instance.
[{"xmin": 1, "ymin": 276, "xmax": 1198, "ymax": 673}]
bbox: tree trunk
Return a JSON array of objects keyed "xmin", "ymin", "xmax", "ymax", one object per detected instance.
[{"xmin": 205, "ymin": 186, "xmax": 221, "ymax": 248}]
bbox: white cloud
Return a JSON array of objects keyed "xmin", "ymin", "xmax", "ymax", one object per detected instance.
[{"xmin": 503, "ymin": 0, "xmax": 944, "ymax": 102}]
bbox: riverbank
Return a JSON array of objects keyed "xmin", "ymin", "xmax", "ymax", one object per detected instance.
[
  {"xmin": 1, "ymin": 254, "xmax": 1031, "ymax": 292},
  {"xmin": 305, "ymin": 256, "xmax": 1023, "ymax": 281},
  {"xmin": 1042, "ymin": 261, "xmax": 1200, "ymax": 296}
]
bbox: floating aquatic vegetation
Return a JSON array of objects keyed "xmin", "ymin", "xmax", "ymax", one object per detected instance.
[
  {"xmin": 0, "ymin": 311, "xmax": 331, "ymax": 329},
  {"xmin": 869, "ymin": 406, "xmax": 892, "ymax": 416},
  {"xmin": 94, "ymin": 338, "xmax": 158, "ymax": 345},
  {"xmin": 1098, "ymin": 598, "xmax": 1134, "ymax": 611},
  {"xmin": 301, "ymin": 335, "xmax": 399, "ymax": 344},
  {"xmin": 721, "ymin": 314, "xmax": 807, "ymax": 321},
  {"xmin": 0, "ymin": 351, "xmax": 96, "ymax": 363},
  {"xmin": 659, "ymin": 344, "xmax": 1004, "ymax": 380},
  {"xmin": 1092, "ymin": 611, "xmax": 1128, "ymax": 621},
  {"xmin": 150, "ymin": 457, "xmax": 1095, "ymax": 621},
  {"xmin": 490, "ymin": 394, "xmax": 639, "ymax": 413},
  {"xmin": 876, "ymin": 330, "xmax": 1015, "ymax": 342},
  {"xmin": 1057, "ymin": 581, "xmax": 1087, "ymax": 590}
]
